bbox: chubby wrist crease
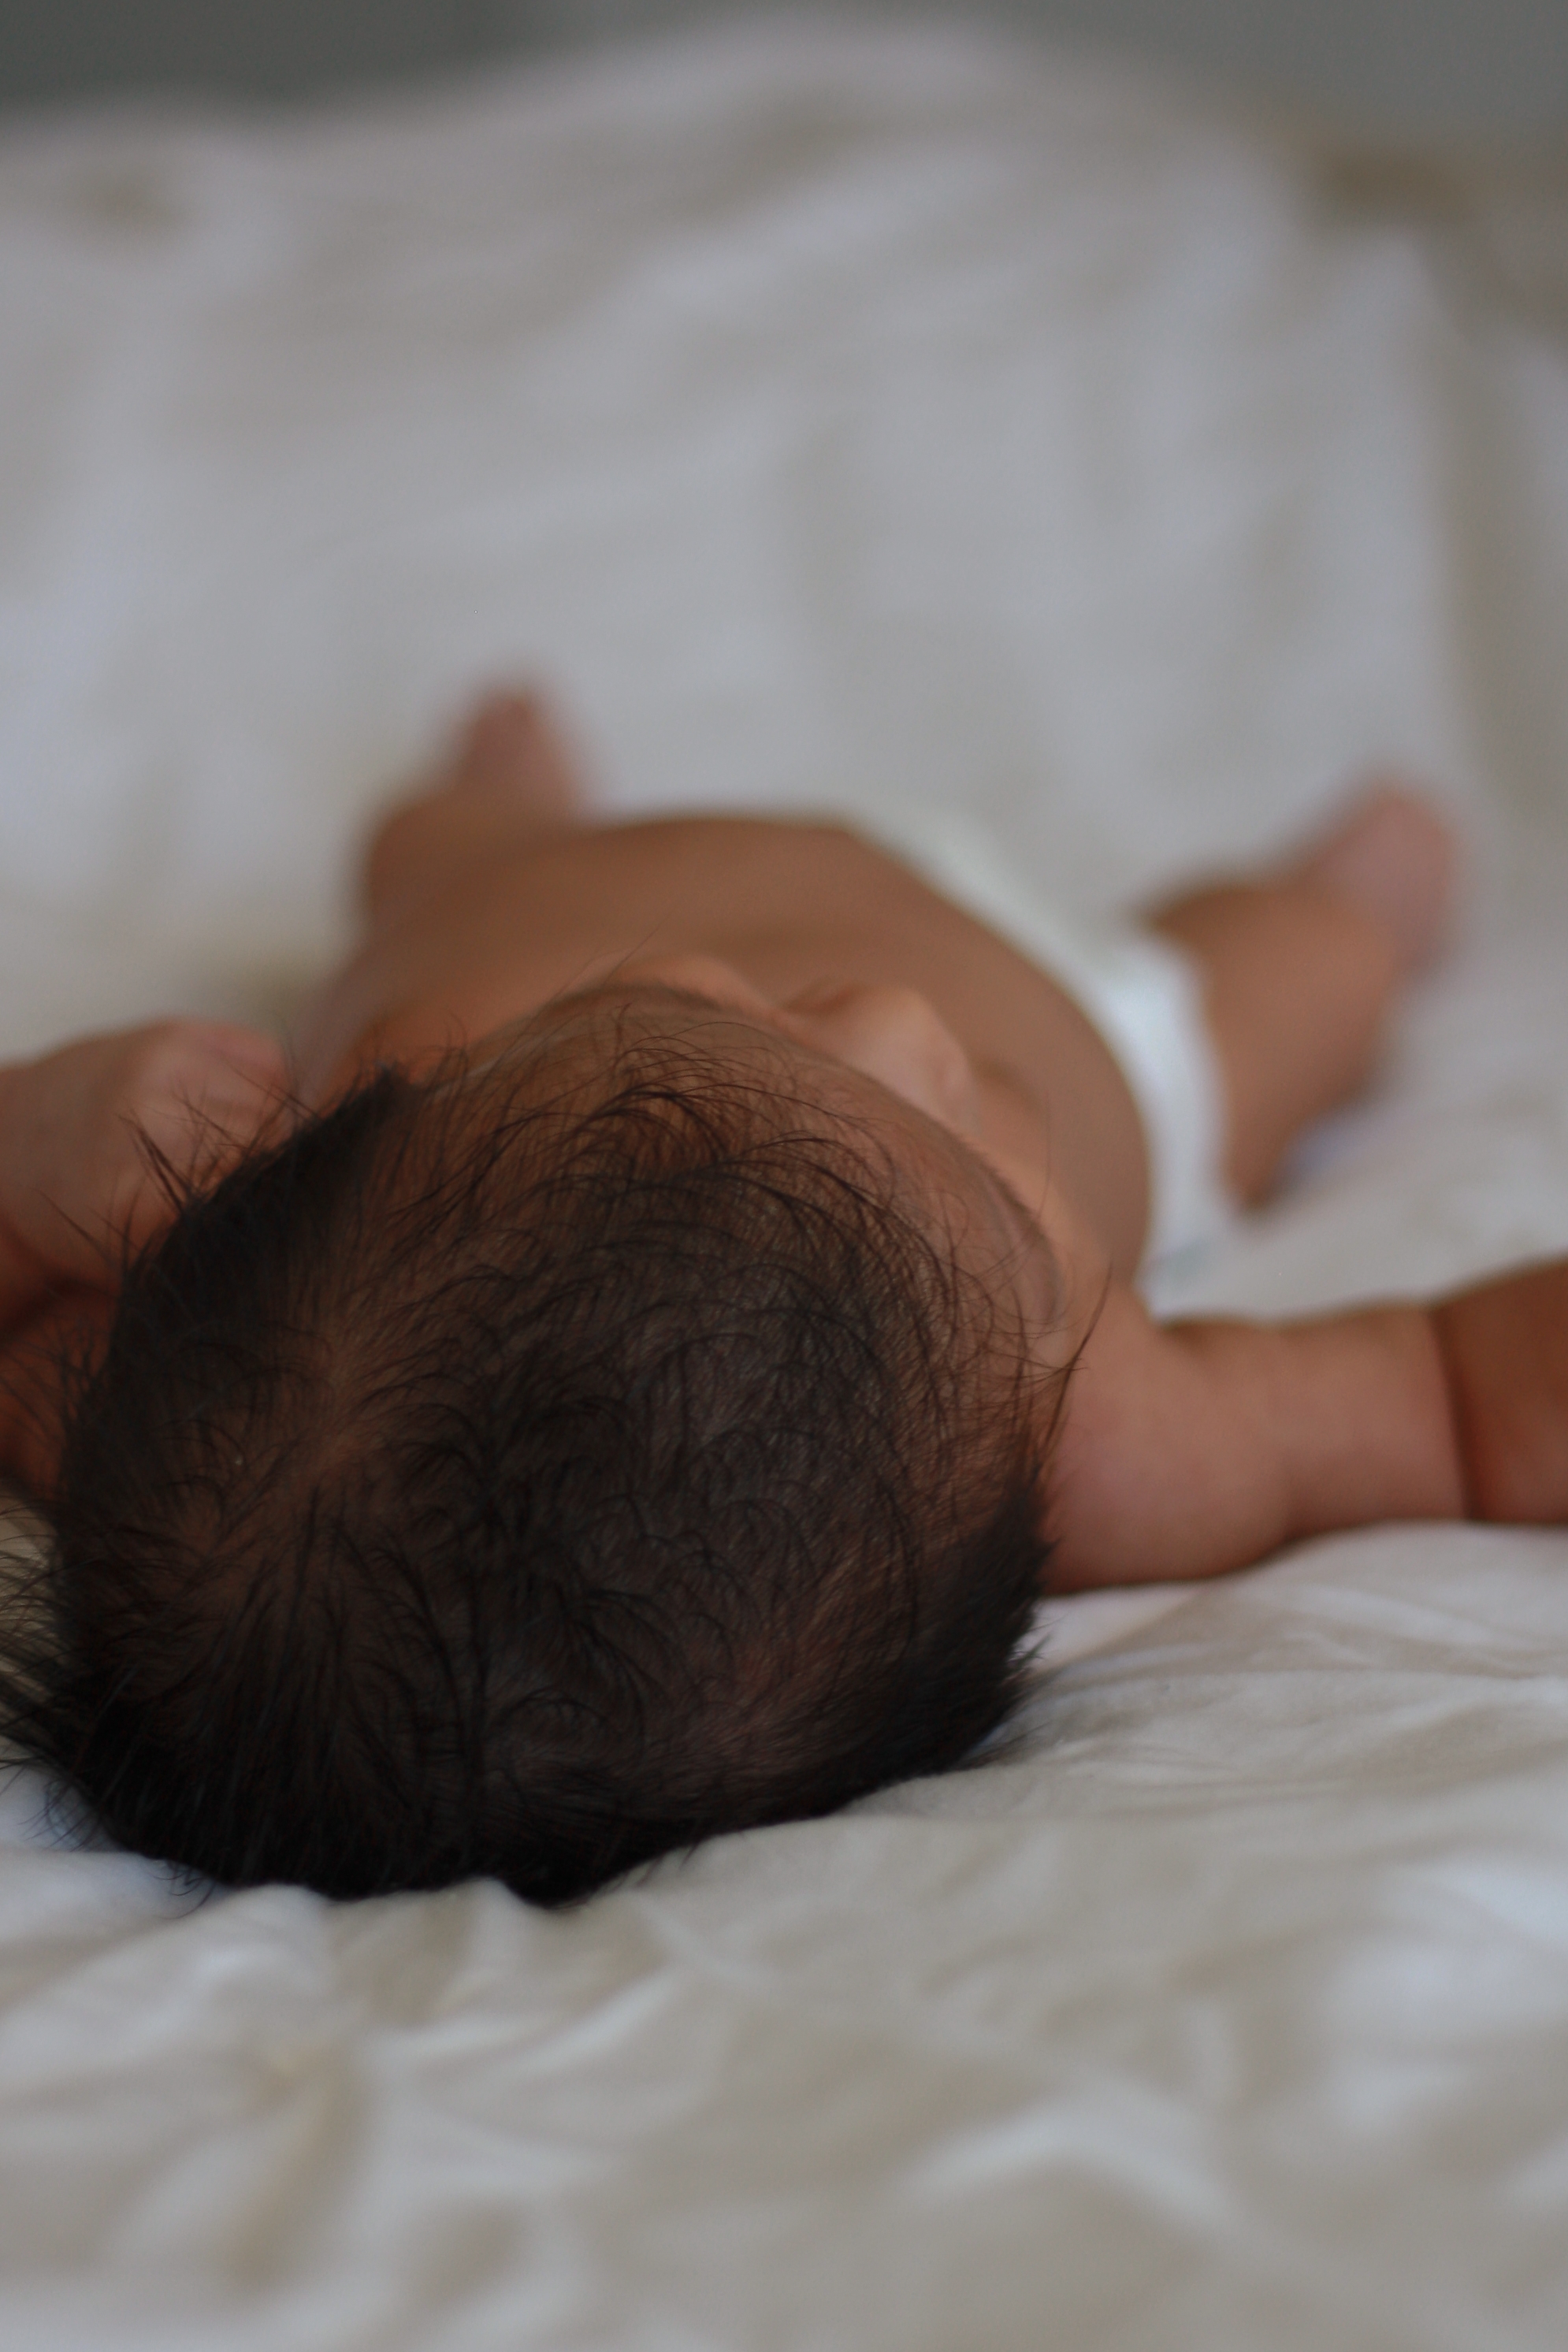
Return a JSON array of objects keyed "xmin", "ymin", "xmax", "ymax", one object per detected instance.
[{"xmin": 1425, "ymin": 1306, "xmax": 1478, "ymax": 1519}]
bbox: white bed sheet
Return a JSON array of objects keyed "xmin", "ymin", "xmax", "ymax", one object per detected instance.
[{"xmin": 1, "ymin": 16, "xmax": 1567, "ymax": 2346}]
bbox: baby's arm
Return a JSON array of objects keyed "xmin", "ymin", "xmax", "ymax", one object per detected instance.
[
  {"xmin": 0, "ymin": 1022, "xmax": 285, "ymax": 1491},
  {"xmin": 1049, "ymin": 1258, "xmax": 1568, "ymax": 1588}
]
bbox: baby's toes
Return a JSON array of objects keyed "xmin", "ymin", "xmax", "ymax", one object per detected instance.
[
  {"xmin": 1296, "ymin": 779, "xmax": 1459, "ymax": 975},
  {"xmin": 359, "ymin": 689, "xmax": 585, "ymax": 921},
  {"xmin": 443, "ymin": 689, "xmax": 584, "ymax": 823}
]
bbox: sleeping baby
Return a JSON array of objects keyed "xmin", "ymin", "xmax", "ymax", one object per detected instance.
[{"xmin": 0, "ymin": 691, "xmax": 1563, "ymax": 1904}]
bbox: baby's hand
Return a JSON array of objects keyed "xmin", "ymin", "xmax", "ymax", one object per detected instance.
[
  {"xmin": 1432, "ymin": 1260, "xmax": 1568, "ymax": 1523},
  {"xmin": 0, "ymin": 1020, "xmax": 287, "ymax": 1310},
  {"xmin": 0, "ymin": 1021, "xmax": 286, "ymax": 1496}
]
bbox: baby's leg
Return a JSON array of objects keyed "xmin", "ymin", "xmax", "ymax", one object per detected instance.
[
  {"xmin": 289, "ymin": 693, "xmax": 594, "ymax": 1099},
  {"xmin": 361, "ymin": 691, "xmax": 589, "ymax": 931},
  {"xmin": 1146, "ymin": 786, "xmax": 1455, "ymax": 1204}
]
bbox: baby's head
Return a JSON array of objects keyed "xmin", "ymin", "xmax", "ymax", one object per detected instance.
[{"xmin": 4, "ymin": 976, "xmax": 1067, "ymax": 1903}]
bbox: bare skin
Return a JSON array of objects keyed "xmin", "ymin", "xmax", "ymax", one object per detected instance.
[{"xmin": 0, "ymin": 690, "xmax": 1559, "ymax": 1585}]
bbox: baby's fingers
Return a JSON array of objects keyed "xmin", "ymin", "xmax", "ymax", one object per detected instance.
[
  {"xmin": 121, "ymin": 1016, "xmax": 284, "ymax": 1166},
  {"xmin": 91, "ymin": 1024, "xmax": 290, "ymax": 1261},
  {"xmin": 0, "ymin": 1021, "xmax": 289, "ymax": 1290},
  {"xmin": 0, "ymin": 1284, "xmax": 114, "ymax": 1500}
]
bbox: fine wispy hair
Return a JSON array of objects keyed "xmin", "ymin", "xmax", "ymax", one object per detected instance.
[{"xmin": 0, "ymin": 1024, "xmax": 1060, "ymax": 1904}]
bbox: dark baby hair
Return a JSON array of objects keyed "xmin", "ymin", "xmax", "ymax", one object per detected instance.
[{"xmin": 0, "ymin": 1024, "xmax": 1058, "ymax": 1904}]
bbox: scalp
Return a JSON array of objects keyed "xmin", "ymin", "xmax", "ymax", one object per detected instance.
[{"xmin": 0, "ymin": 1029, "xmax": 1060, "ymax": 1904}]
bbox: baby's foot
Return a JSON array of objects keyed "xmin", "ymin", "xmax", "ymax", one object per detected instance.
[
  {"xmin": 362, "ymin": 690, "xmax": 588, "ymax": 921},
  {"xmin": 429, "ymin": 690, "xmax": 585, "ymax": 824},
  {"xmin": 1289, "ymin": 782, "xmax": 1458, "ymax": 976}
]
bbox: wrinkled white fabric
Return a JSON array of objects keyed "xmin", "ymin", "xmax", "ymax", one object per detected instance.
[{"xmin": 1, "ymin": 16, "xmax": 1567, "ymax": 2347}]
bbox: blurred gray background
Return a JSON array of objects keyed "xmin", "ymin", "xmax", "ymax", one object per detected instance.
[{"xmin": 0, "ymin": 0, "xmax": 1565, "ymax": 136}]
